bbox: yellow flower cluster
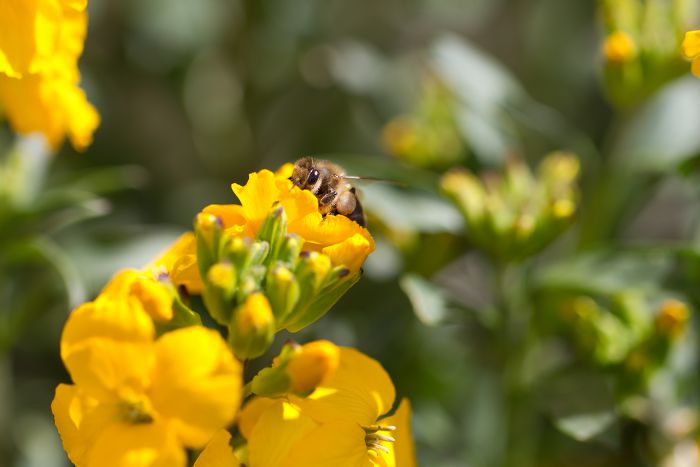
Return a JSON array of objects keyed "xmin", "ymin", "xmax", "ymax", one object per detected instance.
[
  {"xmin": 0, "ymin": 0, "xmax": 99, "ymax": 150},
  {"xmin": 52, "ymin": 270, "xmax": 242, "ymax": 466},
  {"xmin": 52, "ymin": 167, "xmax": 415, "ymax": 466}
]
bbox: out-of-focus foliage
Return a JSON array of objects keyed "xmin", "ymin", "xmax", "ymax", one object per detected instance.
[{"xmin": 4, "ymin": 0, "xmax": 700, "ymax": 465}]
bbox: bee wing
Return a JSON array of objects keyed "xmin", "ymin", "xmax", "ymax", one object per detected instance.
[{"xmin": 341, "ymin": 175, "xmax": 406, "ymax": 187}]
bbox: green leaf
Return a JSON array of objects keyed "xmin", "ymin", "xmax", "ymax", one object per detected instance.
[
  {"xmin": 399, "ymin": 273, "xmax": 449, "ymax": 325},
  {"xmin": 613, "ymin": 77, "xmax": 700, "ymax": 173}
]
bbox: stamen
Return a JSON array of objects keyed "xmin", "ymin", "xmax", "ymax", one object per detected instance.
[
  {"xmin": 364, "ymin": 424, "xmax": 396, "ymax": 456},
  {"xmin": 366, "ymin": 433, "xmax": 396, "ymax": 443},
  {"xmin": 367, "ymin": 442, "xmax": 390, "ymax": 454}
]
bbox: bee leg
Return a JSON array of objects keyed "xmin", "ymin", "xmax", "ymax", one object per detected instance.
[
  {"xmin": 347, "ymin": 200, "xmax": 366, "ymax": 227},
  {"xmin": 319, "ymin": 191, "xmax": 337, "ymax": 207}
]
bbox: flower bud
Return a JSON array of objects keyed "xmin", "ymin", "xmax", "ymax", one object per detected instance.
[
  {"xmin": 256, "ymin": 206, "xmax": 287, "ymax": 265},
  {"xmin": 277, "ymin": 233, "xmax": 303, "ymax": 266},
  {"xmin": 603, "ymin": 31, "xmax": 637, "ymax": 64},
  {"xmin": 194, "ymin": 212, "xmax": 224, "ymax": 277},
  {"xmin": 202, "ymin": 262, "xmax": 237, "ymax": 325},
  {"xmin": 229, "ymin": 293, "xmax": 275, "ymax": 360},
  {"xmin": 655, "ymin": 299, "xmax": 689, "ymax": 339},
  {"xmin": 266, "ymin": 264, "xmax": 300, "ymax": 325},
  {"xmin": 286, "ymin": 340, "xmax": 340, "ymax": 396}
]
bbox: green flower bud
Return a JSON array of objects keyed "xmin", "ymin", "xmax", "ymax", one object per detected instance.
[
  {"xmin": 265, "ymin": 264, "xmax": 300, "ymax": 325},
  {"xmin": 257, "ymin": 206, "xmax": 288, "ymax": 266},
  {"xmin": 202, "ymin": 262, "xmax": 237, "ymax": 325},
  {"xmin": 229, "ymin": 293, "xmax": 275, "ymax": 360},
  {"xmin": 194, "ymin": 212, "xmax": 224, "ymax": 277}
]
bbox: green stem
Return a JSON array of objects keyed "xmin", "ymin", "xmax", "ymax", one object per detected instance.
[{"xmin": 494, "ymin": 262, "xmax": 538, "ymax": 467}]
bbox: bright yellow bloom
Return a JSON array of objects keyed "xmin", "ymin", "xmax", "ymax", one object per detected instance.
[
  {"xmin": 229, "ymin": 293, "xmax": 275, "ymax": 359},
  {"xmin": 0, "ymin": 0, "xmax": 99, "ymax": 150},
  {"xmin": 682, "ymin": 30, "xmax": 700, "ymax": 77},
  {"xmin": 53, "ymin": 322, "xmax": 242, "ymax": 466},
  {"xmin": 147, "ymin": 232, "xmax": 203, "ymax": 295},
  {"xmin": 202, "ymin": 166, "xmax": 374, "ymax": 274},
  {"xmin": 241, "ymin": 347, "xmax": 416, "ymax": 467},
  {"xmin": 194, "ymin": 430, "xmax": 241, "ymax": 467},
  {"xmin": 603, "ymin": 31, "xmax": 637, "ymax": 64}
]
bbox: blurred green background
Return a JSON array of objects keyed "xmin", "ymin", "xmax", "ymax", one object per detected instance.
[{"xmin": 4, "ymin": 0, "xmax": 700, "ymax": 465}]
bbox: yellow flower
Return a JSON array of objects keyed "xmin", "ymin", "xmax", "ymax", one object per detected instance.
[
  {"xmin": 682, "ymin": 30, "xmax": 700, "ymax": 77},
  {"xmin": 147, "ymin": 232, "xmax": 203, "ymax": 295},
  {"xmin": 0, "ymin": 0, "xmax": 99, "ymax": 150},
  {"xmin": 53, "ymin": 314, "xmax": 242, "ymax": 467},
  {"xmin": 602, "ymin": 31, "xmax": 637, "ymax": 64},
  {"xmin": 202, "ymin": 167, "xmax": 374, "ymax": 274},
  {"xmin": 194, "ymin": 430, "xmax": 241, "ymax": 467},
  {"xmin": 241, "ymin": 347, "xmax": 416, "ymax": 467}
]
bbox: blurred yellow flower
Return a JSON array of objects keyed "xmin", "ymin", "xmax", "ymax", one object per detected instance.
[
  {"xmin": 0, "ymin": 0, "xmax": 99, "ymax": 150},
  {"xmin": 241, "ymin": 347, "xmax": 416, "ymax": 467},
  {"xmin": 682, "ymin": 30, "xmax": 700, "ymax": 77},
  {"xmin": 202, "ymin": 167, "xmax": 374, "ymax": 274},
  {"xmin": 53, "ymin": 318, "xmax": 242, "ymax": 467},
  {"xmin": 603, "ymin": 31, "xmax": 637, "ymax": 64}
]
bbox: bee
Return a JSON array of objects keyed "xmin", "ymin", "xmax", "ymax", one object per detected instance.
[{"xmin": 289, "ymin": 157, "xmax": 366, "ymax": 227}]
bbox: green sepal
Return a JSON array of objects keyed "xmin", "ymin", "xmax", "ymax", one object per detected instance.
[
  {"xmin": 250, "ymin": 366, "xmax": 292, "ymax": 398},
  {"xmin": 284, "ymin": 268, "xmax": 358, "ymax": 333},
  {"xmin": 257, "ymin": 206, "xmax": 288, "ymax": 266}
]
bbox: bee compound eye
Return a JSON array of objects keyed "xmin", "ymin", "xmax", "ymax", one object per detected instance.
[{"xmin": 307, "ymin": 169, "xmax": 320, "ymax": 186}]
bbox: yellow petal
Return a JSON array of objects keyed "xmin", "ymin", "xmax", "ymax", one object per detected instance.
[
  {"xmin": 278, "ymin": 186, "xmax": 321, "ymax": 226},
  {"xmin": 284, "ymin": 421, "xmax": 372, "ymax": 467},
  {"xmin": 62, "ymin": 338, "xmax": 154, "ymax": 403},
  {"xmin": 247, "ymin": 400, "xmax": 318, "ymax": 467},
  {"xmin": 321, "ymin": 233, "xmax": 373, "ymax": 273},
  {"xmin": 0, "ymin": 0, "xmax": 57, "ymax": 77},
  {"xmin": 275, "ymin": 163, "xmax": 295, "ymax": 179},
  {"xmin": 85, "ymin": 420, "xmax": 186, "ymax": 467},
  {"xmin": 146, "ymin": 232, "xmax": 203, "ymax": 295},
  {"xmin": 379, "ymin": 398, "xmax": 416, "ymax": 467},
  {"xmin": 231, "ymin": 170, "xmax": 281, "ymax": 232},
  {"xmin": 286, "ymin": 340, "xmax": 340, "ymax": 395},
  {"xmin": 238, "ymin": 397, "xmax": 277, "ymax": 440},
  {"xmin": 202, "ymin": 204, "xmax": 247, "ymax": 229},
  {"xmin": 290, "ymin": 347, "xmax": 396, "ymax": 427},
  {"xmin": 193, "ymin": 430, "xmax": 241, "ymax": 467},
  {"xmin": 52, "ymin": 384, "xmax": 91, "ymax": 465},
  {"xmin": 61, "ymin": 300, "xmax": 155, "ymax": 361},
  {"xmin": 100, "ymin": 270, "xmax": 173, "ymax": 322},
  {"xmin": 150, "ymin": 327, "xmax": 242, "ymax": 447},
  {"xmin": 682, "ymin": 30, "xmax": 700, "ymax": 59},
  {"xmin": 0, "ymin": 71, "xmax": 99, "ymax": 150}
]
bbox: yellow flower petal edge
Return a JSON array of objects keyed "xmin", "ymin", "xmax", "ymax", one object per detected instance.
[
  {"xmin": 380, "ymin": 398, "xmax": 417, "ymax": 467},
  {"xmin": 193, "ymin": 429, "xmax": 241, "ymax": 467}
]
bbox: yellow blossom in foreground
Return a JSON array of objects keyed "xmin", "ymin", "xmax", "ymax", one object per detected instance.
[
  {"xmin": 603, "ymin": 31, "xmax": 637, "ymax": 64},
  {"xmin": 240, "ymin": 347, "xmax": 416, "ymax": 467},
  {"xmin": 53, "ymin": 299, "xmax": 242, "ymax": 466},
  {"xmin": 202, "ymin": 166, "xmax": 375, "ymax": 274},
  {"xmin": 682, "ymin": 30, "xmax": 700, "ymax": 77},
  {"xmin": 0, "ymin": 0, "xmax": 99, "ymax": 150}
]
